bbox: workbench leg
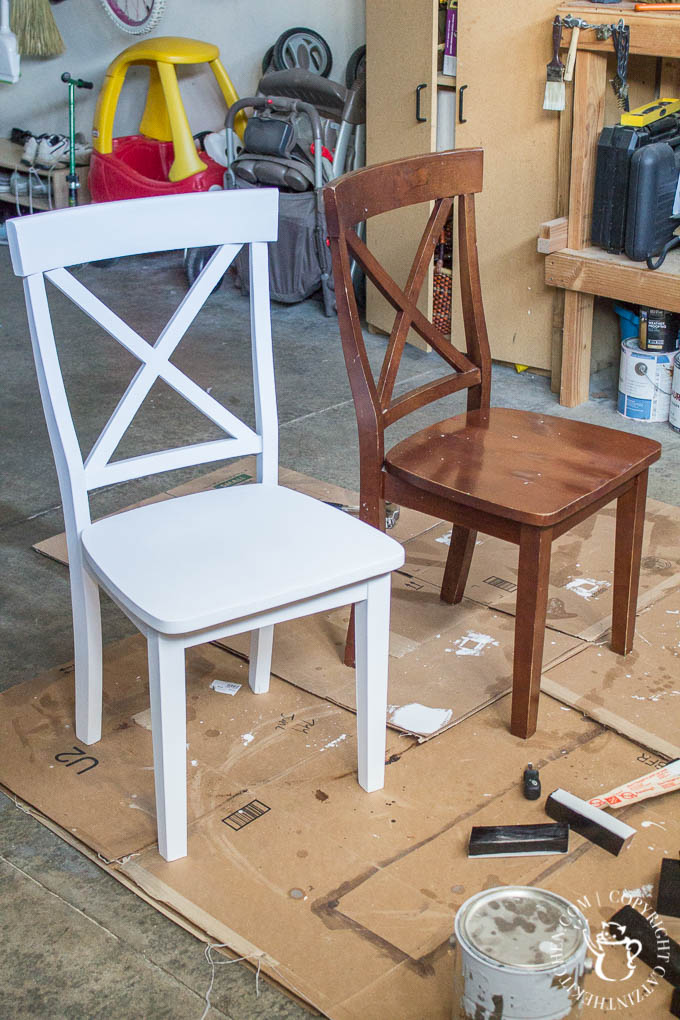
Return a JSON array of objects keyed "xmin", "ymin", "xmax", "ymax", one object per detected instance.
[{"xmin": 560, "ymin": 291, "xmax": 594, "ymax": 407}]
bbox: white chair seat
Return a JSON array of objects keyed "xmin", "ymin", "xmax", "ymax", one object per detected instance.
[{"xmin": 82, "ymin": 484, "xmax": 403, "ymax": 635}]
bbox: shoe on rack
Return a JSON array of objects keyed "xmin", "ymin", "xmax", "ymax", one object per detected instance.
[
  {"xmin": 20, "ymin": 132, "xmax": 48, "ymax": 167},
  {"xmin": 35, "ymin": 134, "xmax": 69, "ymax": 169},
  {"xmin": 27, "ymin": 169, "xmax": 48, "ymax": 195},
  {"xmin": 73, "ymin": 132, "xmax": 92, "ymax": 165},
  {"xmin": 9, "ymin": 171, "xmax": 29, "ymax": 195},
  {"xmin": 0, "ymin": 170, "xmax": 12, "ymax": 192}
]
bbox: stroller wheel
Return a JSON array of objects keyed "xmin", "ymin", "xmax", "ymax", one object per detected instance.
[
  {"xmin": 345, "ymin": 45, "xmax": 366, "ymax": 88},
  {"xmin": 184, "ymin": 246, "xmax": 224, "ymax": 293},
  {"xmin": 261, "ymin": 45, "xmax": 275, "ymax": 76},
  {"xmin": 272, "ymin": 27, "xmax": 332, "ymax": 77}
]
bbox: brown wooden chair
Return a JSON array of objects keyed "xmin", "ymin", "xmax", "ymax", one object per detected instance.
[{"xmin": 323, "ymin": 148, "xmax": 662, "ymax": 739}]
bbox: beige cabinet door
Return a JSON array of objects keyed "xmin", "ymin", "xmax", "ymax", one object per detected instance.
[
  {"xmin": 365, "ymin": 0, "xmax": 438, "ymax": 346},
  {"xmin": 455, "ymin": 2, "xmax": 559, "ymax": 369}
]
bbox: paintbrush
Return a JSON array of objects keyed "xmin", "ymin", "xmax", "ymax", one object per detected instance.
[
  {"xmin": 543, "ymin": 16, "xmax": 565, "ymax": 111},
  {"xmin": 546, "ymin": 759, "xmax": 680, "ymax": 856}
]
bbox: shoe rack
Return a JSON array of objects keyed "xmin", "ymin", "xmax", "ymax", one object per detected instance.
[{"xmin": 0, "ymin": 139, "xmax": 90, "ymax": 212}]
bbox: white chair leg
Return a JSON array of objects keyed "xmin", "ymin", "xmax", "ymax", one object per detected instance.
[
  {"xmin": 248, "ymin": 625, "xmax": 274, "ymax": 694},
  {"xmin": 71, "ymin": 563, "xmax": 103, "ymax": 746},
  {"xmin": 354, "ymin": 573, "xmax": 391, "ymax": 793},
  {"xmin": 147, "ymin": 633, "xmax": 188, "ymax": 861}
]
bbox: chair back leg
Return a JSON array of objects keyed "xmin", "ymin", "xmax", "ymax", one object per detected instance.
[
  {"xmin": 440, "ymin": 525, "xmax": 478, "ymax": 605},
  {"xmin": 147, "ymin": 634, "xmax": 188, "ymax": 861},
  {"xmin": 354, "ymin": 573, "xmax": 392, "ymax": 792},
  {"xmin": 248, "ymin": 625, "xmax": 274, "ymax": 694},
  {"xmin": 611, "ymin": 470, "xmax": 649, "ymax": 655},
  {"xmin": 71, "ymin": 557, "xmax": 103, "ymax": 746},
  {"xmin": 510, "ymin": 526, "xmax": 553, "ymax": 739}
]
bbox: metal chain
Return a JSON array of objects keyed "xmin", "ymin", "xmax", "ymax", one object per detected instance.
[{"xmin": 560, "ymin": 14, "xmax": 621, "ymax": 40}]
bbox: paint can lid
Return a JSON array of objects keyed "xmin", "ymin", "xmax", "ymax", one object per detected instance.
[{"xmin": 454, "ymin": 886, "xmax": 587, "ymax": 970}]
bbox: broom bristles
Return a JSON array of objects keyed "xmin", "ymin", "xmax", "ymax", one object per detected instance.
[{"xmin": 10, "ymin": 0, "xmax": 65, "ymax": 58}]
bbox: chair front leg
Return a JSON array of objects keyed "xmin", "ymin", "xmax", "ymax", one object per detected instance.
[
  {"xmin": 147, "ymin": 633, "xmax": 188, "ymax": 861},
  {"xmin": 510, "ymin": 525, "xmax": 552, "ymax": 739},
  {"xmin": 611, "ymin": 470, "xmax": 648, "ymax": 655},
  {"xmin": 249, "ymin": 625, "xmax": 274, "ymax": 694},
  {"xmin": 354, "ymin": 573, "xmax": 391, "ymax": 792},
  {"xmin": 440, "ymin": 526, "xmax": 477, "ymax": 604},
  {"xmin": 71, "ymin": 558, "xmax": 103, "ymax": 746}
]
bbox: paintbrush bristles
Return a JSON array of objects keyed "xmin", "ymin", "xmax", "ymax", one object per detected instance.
[
  {"xmin": 11, "ymin": 0, "xmax": 64, "ymax": 57},
  {"xmin": 543, "ymin": 79, "xmax": 565, "ymax": 112}
]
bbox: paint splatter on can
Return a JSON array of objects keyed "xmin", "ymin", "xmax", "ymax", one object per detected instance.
[
  {"xmin": 617, "ymin": 339, "xmax": 673, "ymax": 422},
  {"xmin": 452, "ymin": 886, "xmax": 589, "ymax": 1019},
  {"xmin": 670, "ymin": 350, "xmax": 680, "ymax": 433}
]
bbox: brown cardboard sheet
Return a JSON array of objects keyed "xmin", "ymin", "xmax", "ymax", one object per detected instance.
[
  {"xmin": 32, "ymin": 459, "xmax": 438, "ymax": 566},
  {"xmin": 2, "ymin": 638, "xmax": 678, "ymax": 1019},
  {"xmin": 542, "ymin": 588, "xmax": 680, "ymax": 761},
  {"xmin": 217, "ymin": 574, "xmax": 582, "ymax": 740},
  {"xmin": 404, "ymin": 497, "xmax": 680, "ymax": 641}
]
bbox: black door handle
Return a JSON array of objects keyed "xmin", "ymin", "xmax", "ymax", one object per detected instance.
[
  {"xmin": 416, "ymin": 83, "xmax": 427, "ymax": 123},
  {"xmin": 458, "ymin": 83, "xmax": 468, "ymax": 123}
]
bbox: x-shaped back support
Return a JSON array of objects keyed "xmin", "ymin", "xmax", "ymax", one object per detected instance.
[
  {"xmin": 43, "ymin": 243, "xmax": 262, "ymax": 491},
  {"xmin": 344, "ymin": 197, "xmax": 481, "ymax": 428}
]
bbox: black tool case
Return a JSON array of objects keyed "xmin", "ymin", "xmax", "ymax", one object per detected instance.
[
  {"xmin": 625, "ymin": 139, "xmax": 680, "ymax": 263},
  {"xmin": 591, "ymin": 116, "xmax": 680, "ymax": 253}
]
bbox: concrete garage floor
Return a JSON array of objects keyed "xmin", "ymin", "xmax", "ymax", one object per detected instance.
[{"xmin": 2, "ymin": 244, "xmax": 680, "ymax": 1019}]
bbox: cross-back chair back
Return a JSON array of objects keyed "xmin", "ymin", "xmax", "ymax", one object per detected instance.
[
  {"xmin": 10, "ymin": 189, "xmax": 279, "ymax": 546},
  {"xmin": 324, "ymin": 149, "xmax": 490, "ymax": 516}
]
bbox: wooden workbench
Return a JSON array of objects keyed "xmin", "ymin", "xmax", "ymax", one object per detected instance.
[{"xmin": 547, "ymin": 2, "xmax": 680, "ymax": 405}]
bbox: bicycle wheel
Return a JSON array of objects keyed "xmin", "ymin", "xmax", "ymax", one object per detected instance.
[
  {"xmin": 272, "ymin": 27, "xmax": 332, "ymax": 77},
  {"xmin": 99, "ymin": 0, "xmax": 166, "ymax": 34}
]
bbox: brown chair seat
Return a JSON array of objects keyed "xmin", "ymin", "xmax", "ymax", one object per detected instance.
[{"xmin": 385, "ymin": 408, "xmax": 661, "ymax": 527}]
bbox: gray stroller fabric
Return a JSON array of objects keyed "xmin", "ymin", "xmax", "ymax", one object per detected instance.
[{"xmin": 234, "ymin": 179, "xmax": 332, "ymax": 305}]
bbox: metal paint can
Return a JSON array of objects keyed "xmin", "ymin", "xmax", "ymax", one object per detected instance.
[
  {"xmin": 670, "ymin": 350, "xmax": 680, "ymax": 433},
  {"xmin": 452, "ymin": 886, "xmax": 589, "ymax": 1019},
  {"xmin": 617, "ymin": 338, "xmax": 673, "ymax": 422},
  {"xmin": 639, "ymin": 306, "xmax": 680, "ymax": 352}
]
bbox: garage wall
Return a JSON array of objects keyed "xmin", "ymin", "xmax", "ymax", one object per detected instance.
[{"xmin": 3, "ymin": 1, "xmax": 364, "ymax": 142}]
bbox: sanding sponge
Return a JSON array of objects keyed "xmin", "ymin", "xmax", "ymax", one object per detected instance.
[{"xmin": 545, "ymin": 788, "xmax": 635, "ymax": 856}]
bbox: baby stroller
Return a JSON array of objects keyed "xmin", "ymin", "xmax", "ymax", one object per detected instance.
[{"xmin": 184, "ymin": 67, "xmax": 365, "ymax": 317}]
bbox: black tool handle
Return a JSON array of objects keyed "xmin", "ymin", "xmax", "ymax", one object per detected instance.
[
  {"xmin": 551, "ymin": 15, "xmax": 563, "ymax": 64},
  {"xmin": 416, "ymin": 83, "xmax": 427, "ymax": 123},
  {"xmin": 61, "ymin": 72, "xmax": 93, "ymax": 89}
]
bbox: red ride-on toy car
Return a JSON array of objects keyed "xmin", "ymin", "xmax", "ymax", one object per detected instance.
[{"xmin": 89, "ymin": 37, "xmax": 245, "ymax": 201}]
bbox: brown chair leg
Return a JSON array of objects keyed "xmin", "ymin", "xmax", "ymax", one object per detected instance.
[
  {"xmin": 611, "ymin": 470, "xmax": 648, "ymax": 656},
  {"xmin": 440, "ymin": 526, "xmax": 477, "ymax": 604},
  {"xmin": 510, "ymin": 525, "xmax": 552, "ymax": 739}
]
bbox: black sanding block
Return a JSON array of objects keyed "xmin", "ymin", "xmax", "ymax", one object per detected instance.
[
  {"xmin": 468, "ymin": 823, "xmax": 569, "ymax": 858},
  {"xmin": 657, "ymin": 859, "xmax": 680, "ymax": 918}
]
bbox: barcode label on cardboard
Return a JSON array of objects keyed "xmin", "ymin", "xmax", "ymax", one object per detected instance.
[
  {"xmin": 484, "ymin": 575, "xmax": 517, "ymax": 593},
  {"xmin": 210, "ymin": 679, "xmax": 242, "ymax": 696},
  {"xmin": 223, "ymin": 799, "xmax": 270, "ymax": 831}
]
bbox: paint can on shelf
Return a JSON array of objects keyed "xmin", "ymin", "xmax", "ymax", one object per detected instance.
[
  {"xmin": 639, "ymin": 306, "xmax": 680, "ymax": 352},
  {"xmin": 670, "ymin": 350, "xmax": 680, "ymax": 433},
  {"xmin": 617, "ymin": 339, "xmax": 673, "ymax": 422},
  {"xmin": 452, "ymin": 887, "xmax": 590, "ymax": 1019}
]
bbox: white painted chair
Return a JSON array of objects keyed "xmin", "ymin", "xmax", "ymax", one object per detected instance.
[{"xmin": 8, "ymin": 189, "xmax": 404, "ymax": 861}]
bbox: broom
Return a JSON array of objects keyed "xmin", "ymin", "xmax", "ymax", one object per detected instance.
[{"xmin": 10, "ymin": 0, "xmax": 64, "ymax": 57}]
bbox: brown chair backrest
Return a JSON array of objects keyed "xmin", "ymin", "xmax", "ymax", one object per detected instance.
[{"xmin": 323, "ymin": 149, "xmax": 492, "ymax": 476}]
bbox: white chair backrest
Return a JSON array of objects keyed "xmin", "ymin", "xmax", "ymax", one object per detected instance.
[{"xmin": 8, "ymin": 189, "xmax": 280, "ymax": 535}]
